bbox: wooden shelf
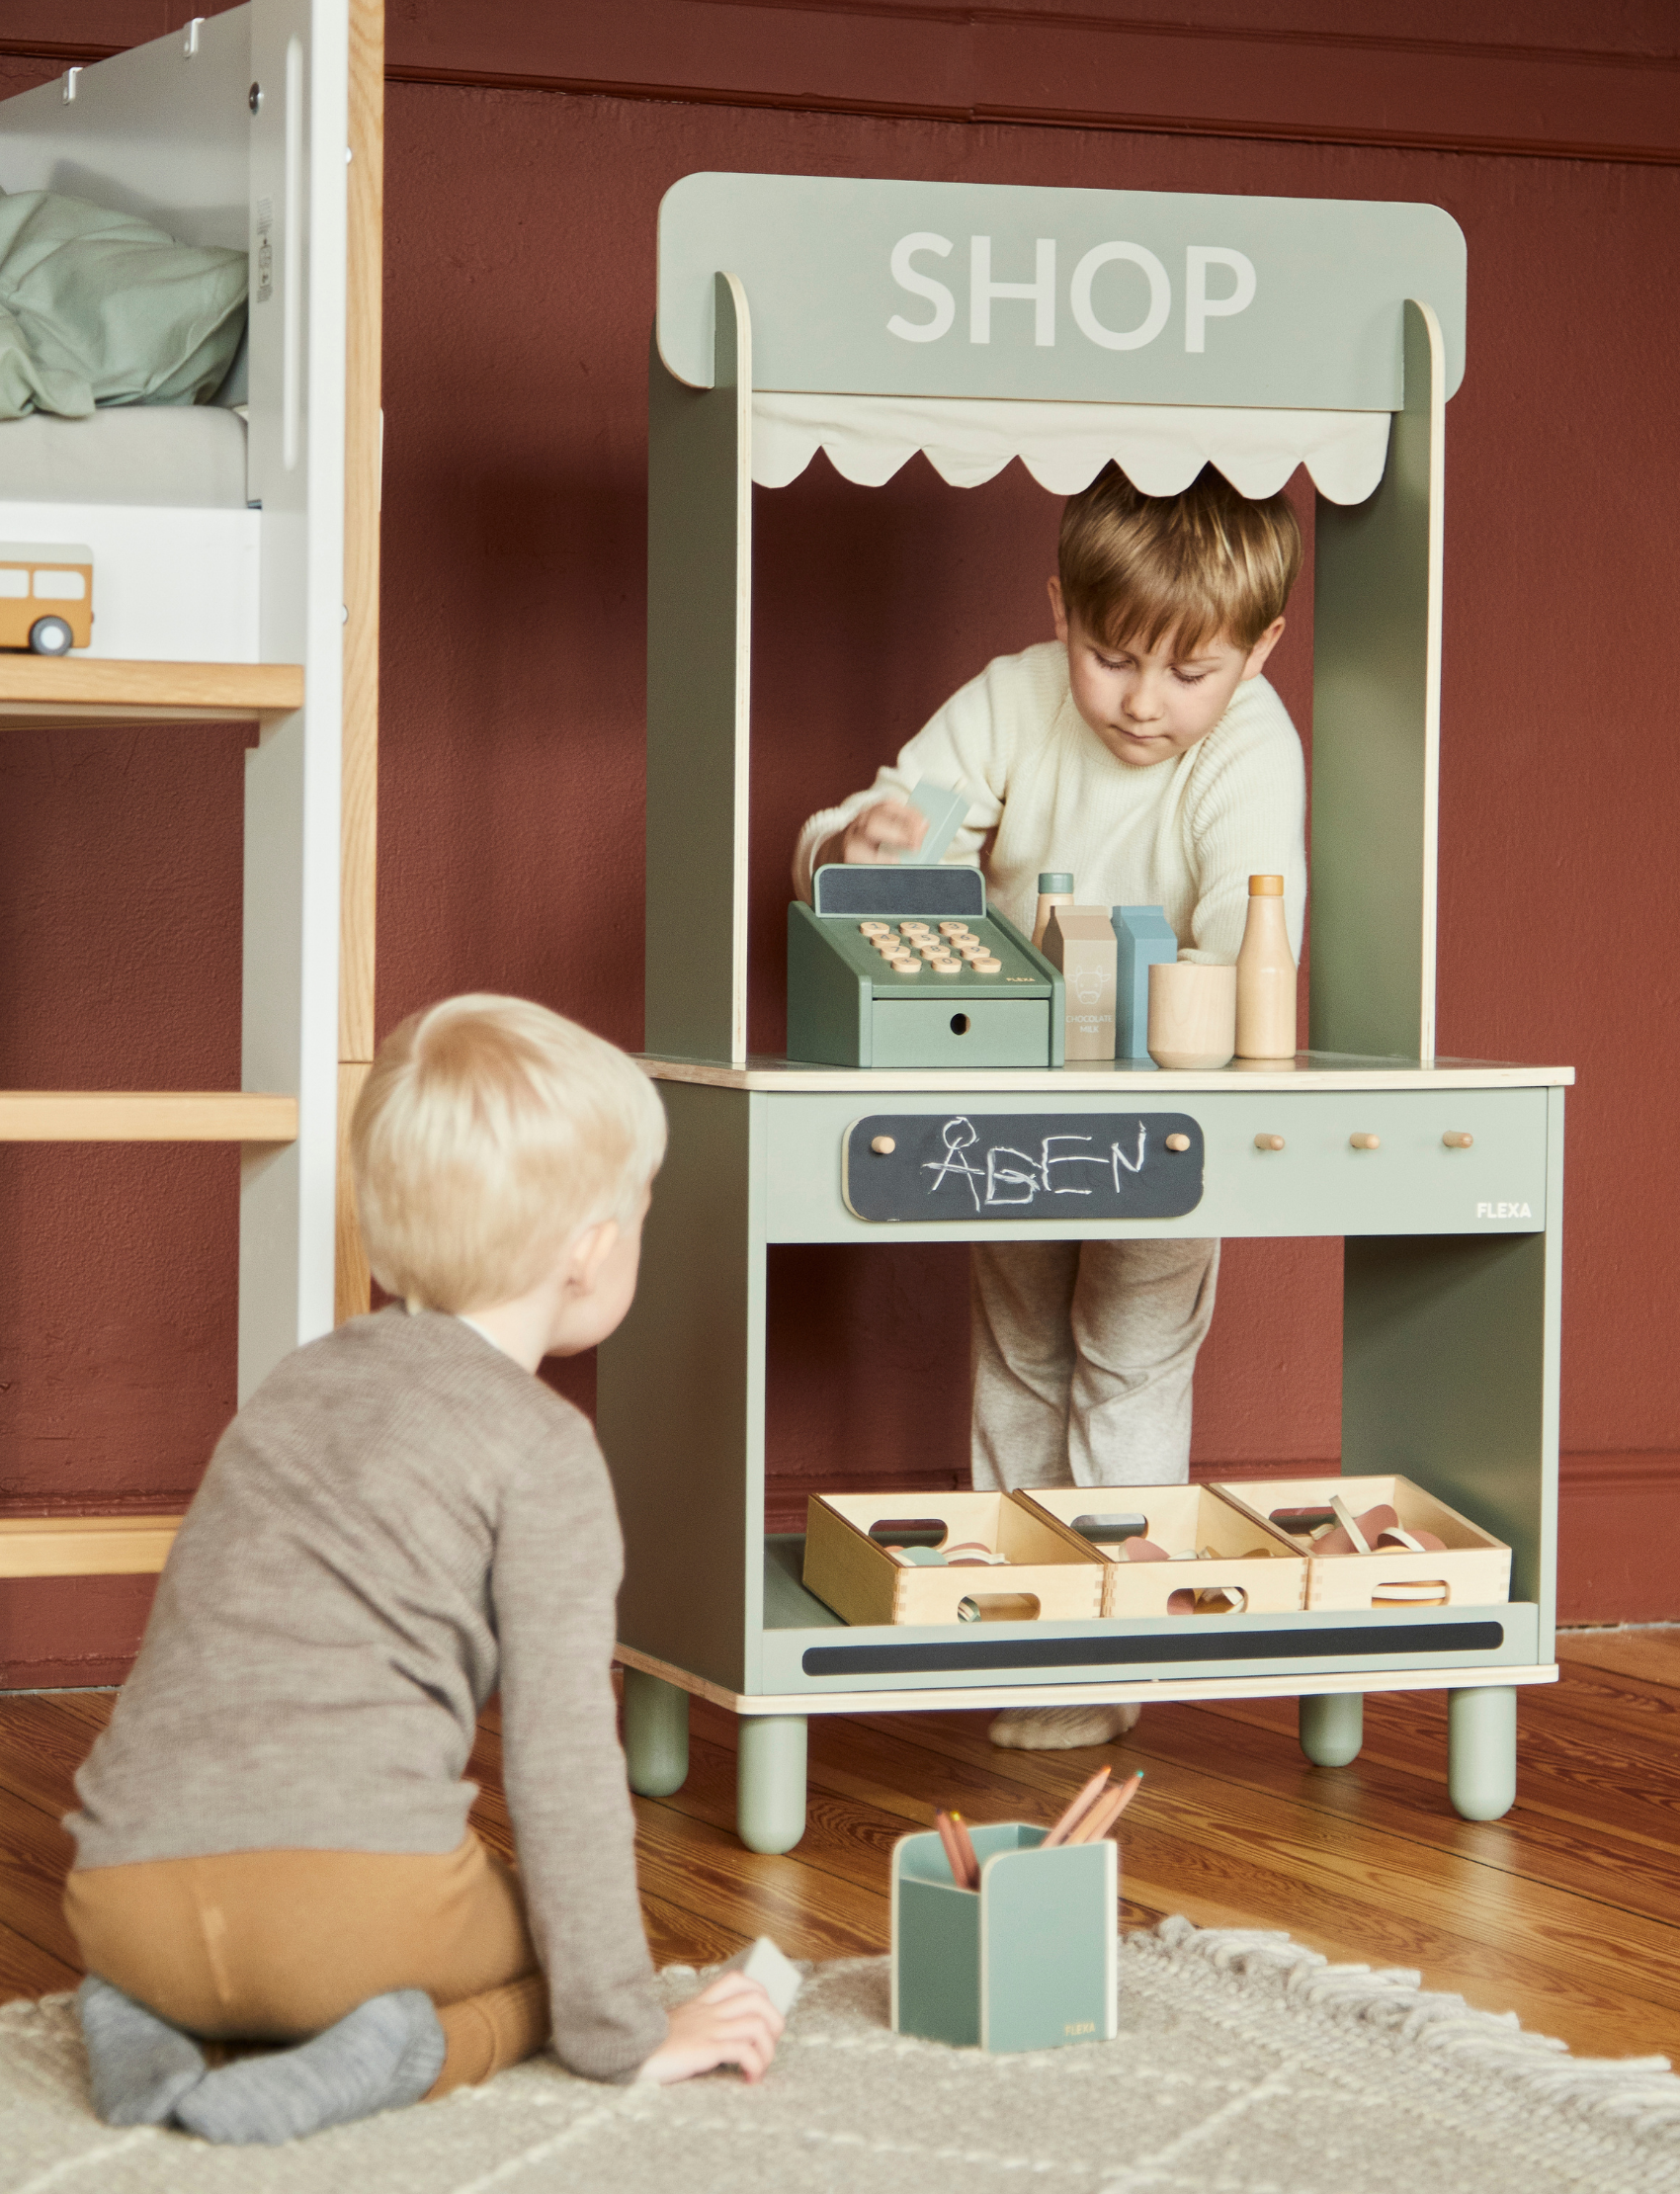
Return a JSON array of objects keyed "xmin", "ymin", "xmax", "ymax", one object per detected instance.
[
  {"xmin": 0, "ymin": 657, "xmax": 303, "ymax": 729},
  {"xmin": 0, "ymin": 1514, "xmax": 182, "ymax": 1579},
  {"xmin": 0, "ymin": 1092, "xmax": 297, "ymax": 1142}
]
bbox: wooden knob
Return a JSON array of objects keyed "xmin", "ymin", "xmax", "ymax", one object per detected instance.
[
  {"xmin": 1254, "ymin": 1134, "xmax": 1285, "ymax": 1151},
  {"xmin": 1349, "ymin": 1133, "xmax": 1381, "ymax": 1150},
  {"xmin": 1164, "ymin": 1133, "xmax": 1192, "ymax": 1152},
  {"xmin": 1443, "ymin": 1131, "xmax": 1474, "ymax": 1149},
  {"xmin": 871, "ymin": 1135, "xmax": 896, "ymax": 1155}
]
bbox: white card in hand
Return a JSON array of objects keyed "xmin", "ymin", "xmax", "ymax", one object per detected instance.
[{"xmin": 723, "ymin": 1935, "xmax": 802, "ymax": 2017}]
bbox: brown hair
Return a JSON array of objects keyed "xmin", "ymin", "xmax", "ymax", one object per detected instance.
[{"xmin": 1057, "ymin": 464, "xmax": 1302, "ymax": 656}]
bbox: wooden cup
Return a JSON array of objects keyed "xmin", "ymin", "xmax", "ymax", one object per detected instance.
[{"xmin": 1147, "ymin": 961, "xmax": 1236, "ymax": 1070}]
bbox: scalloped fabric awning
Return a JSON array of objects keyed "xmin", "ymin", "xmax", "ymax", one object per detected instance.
[{"xmin": 751, "ymin": 392, "xmax": 1391, "ymax": 504}]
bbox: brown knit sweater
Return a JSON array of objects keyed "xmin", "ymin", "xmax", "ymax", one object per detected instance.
[{"xmin": 66, "ymin": 1307, "xmax": 667, "ymax": 2083}]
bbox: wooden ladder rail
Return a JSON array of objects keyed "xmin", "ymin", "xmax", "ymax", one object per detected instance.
[{"xmin": 336, "ymin": 0, "xmax": 383, "ymax": 1323}]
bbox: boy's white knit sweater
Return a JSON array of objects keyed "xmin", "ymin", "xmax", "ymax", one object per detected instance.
[{"xmin": 794, "ymin": 639, "xmax": 1306, "ymax": 965}]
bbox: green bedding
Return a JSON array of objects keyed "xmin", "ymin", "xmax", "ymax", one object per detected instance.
[{"xmin": 0, "ymin": 189, "xmax": 247, "ymax": 420}]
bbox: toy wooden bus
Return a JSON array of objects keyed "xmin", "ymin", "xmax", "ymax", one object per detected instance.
[{"xmin": 0, "ymin": 545, "xmax": 94, "ymax": 653}]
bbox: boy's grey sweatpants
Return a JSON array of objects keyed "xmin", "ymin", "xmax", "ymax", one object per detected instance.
[{"xmin": 969, "ymin": 1239, "xmax": 1219, "ymax": 1491}]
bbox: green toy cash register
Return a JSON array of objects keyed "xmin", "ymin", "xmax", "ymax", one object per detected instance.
[{"xmin": 787, "ymin": 865, "xmax": 1066, "ymax": 1069}]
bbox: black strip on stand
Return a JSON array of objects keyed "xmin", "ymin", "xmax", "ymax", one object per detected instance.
[{"xmin": 801, "ymin": 1621, "xmax": 1506, "ymax": 1678}]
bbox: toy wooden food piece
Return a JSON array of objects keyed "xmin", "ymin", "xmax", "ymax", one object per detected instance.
[
  {"xmin": 1032, "ymin": 871, "xmax": 1076, "ymax": 949},
  {"xmin": 1112, "ymin": 905, "xmax": 1179, "ymax": 1058},
  {"xmin": 1046, "ymin": 907, "xmax": 1120, "ymax": 1059},
  {"xmin": 1147, "ymin": 961, "xmax": 1236, "ymax": 1070},
  {"xmin": 1310, "ymin": 1497, "xmax": 1444, "ymax": 1557},
  {"xmin": 1234, "ymin": 874, "xmax": 1298, "ymax": 1060}
]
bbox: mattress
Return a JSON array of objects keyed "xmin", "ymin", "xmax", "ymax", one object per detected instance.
[{"xmin": 0, "ymin": 404, "xmax": 248, "ymax": 509}]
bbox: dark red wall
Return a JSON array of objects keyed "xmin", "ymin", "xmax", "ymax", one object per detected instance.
[{"xmin": 3, "ymin": 15, "xmax": 1678, "ymax": 1679}]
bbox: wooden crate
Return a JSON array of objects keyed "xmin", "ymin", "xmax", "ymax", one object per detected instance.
[
  {"xmin": 1212, "ymin": 1475, "xmax": 1511, "ymax": 1611},
  {"xmin": 802, "ymin": 1492, "xmax": 1104, "ymax": 1628},
  {"xmin": 1014, "ymin": 1486, "xmax": 1306, "ymax": 1619}
]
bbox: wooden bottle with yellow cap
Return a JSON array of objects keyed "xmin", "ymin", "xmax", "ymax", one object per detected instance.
[{"xmin": 1234, "ymin": 874, "xmax": 1298, "ymax": 1061}]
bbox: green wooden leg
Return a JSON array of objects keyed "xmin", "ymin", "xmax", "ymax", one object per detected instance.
[
  {"xmin": 623, "ymin": 1668, "xmax": 690, "ymax": 1798},
  {"xmin": 1300, "ymin": 1691, "xmax": 1364, "ymax": 1767},
  {"xmin": 737, "ymin": 1714, "xmax": 807, "ymax": 1854},
  {"xmin": 1448, "ymin": 1685, "xmax": 1518, "ymax": 1821}
]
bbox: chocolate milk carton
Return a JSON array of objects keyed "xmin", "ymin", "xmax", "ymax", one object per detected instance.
[{"xmin": 1045, "ymin": 907, "xmax": 1118, "ymax": 1059}]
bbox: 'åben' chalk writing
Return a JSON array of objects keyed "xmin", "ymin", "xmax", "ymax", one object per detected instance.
[
  {"xmin": 925, "ymin": 1117, "xmax": 1148, "ymax": 1209},
  {"xmin": 842, "ymin": 1111, "xmax": 1205, "ymax": 1225}
]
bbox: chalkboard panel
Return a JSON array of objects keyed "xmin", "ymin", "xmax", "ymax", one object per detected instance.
[{"xmin": 843, "ymin": 1112, "xmax": 1204, "ymax": 1223}]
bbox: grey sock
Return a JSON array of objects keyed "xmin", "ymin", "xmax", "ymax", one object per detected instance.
[
  {"xmin": 77, "ymin": 1976, "xmax": 209, "ymax": 2126},
  {"xmin": 173, "ymin": 1989, "xmax": 446, "ymax": 2146}
]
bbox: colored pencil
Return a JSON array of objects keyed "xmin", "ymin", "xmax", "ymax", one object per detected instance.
[
  {"xmin": 1067, "ymin": 1770, "xmax": 1144, "ymax": 1844},
  {"xmin": 1043, "ymin": 1765, "xmax": 1111, "ymax": 1848},
  {"xmin": 949, "ymin": 1811, "xmax": 981, "ymax": 1889},
  {"xmin": 934, "ymin": 1809, "xmax": 971, "ymax": 1888}
]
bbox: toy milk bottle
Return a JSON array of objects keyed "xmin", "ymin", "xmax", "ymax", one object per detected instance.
[
  {"xmin": 1234, "ymin": 874, "xmax": 1298, "ymax": 1061},
  {"xmin": 1032, "ymin": 872, "xmax": 1076, "ymax": 949}
]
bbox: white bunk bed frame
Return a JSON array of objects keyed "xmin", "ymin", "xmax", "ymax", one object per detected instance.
[{"xmin": 0, "ymin": 0, "xmax": 381, "ymax": 1594}]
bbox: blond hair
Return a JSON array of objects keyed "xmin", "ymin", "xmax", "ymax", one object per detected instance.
[
  {"xmin": 351, "ymin": 995, "xmax": 666, "ymax": 1313},
  {"xmin": 1058, "ymin": 463, "xmax": 1302, "ymax": 655}
]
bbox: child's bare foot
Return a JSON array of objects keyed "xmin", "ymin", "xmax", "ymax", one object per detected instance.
[
  {"xmin": 988, "ymin": 1703, "xmax": 1140, "ymax": 1749},
  {"xmin": 637, "ymin": 1972, "xmax": 783, "ymax": 2085}
]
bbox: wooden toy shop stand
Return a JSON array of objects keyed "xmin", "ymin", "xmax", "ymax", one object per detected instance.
[{"xmin": 601, "ymin": 174, "xmax": 1567, "ymax": 1853}]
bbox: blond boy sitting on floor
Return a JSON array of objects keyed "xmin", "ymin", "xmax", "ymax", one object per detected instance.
[
  {"xmin": 795, "ymin": 464, "xmax": 1305, "ymax": 1752},
  {"xmin": 64, "ymin": 997, "xmax": 782, "ymax": 2144}
]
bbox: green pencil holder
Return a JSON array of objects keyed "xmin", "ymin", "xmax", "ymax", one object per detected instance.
[{"xmin": 890, "ymin": 1822, "xmax": 1118, "ymax": 2053}]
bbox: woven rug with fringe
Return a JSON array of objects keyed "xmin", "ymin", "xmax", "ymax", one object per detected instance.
[{"xmin": 3, "ymin": 1919, "xmax": 1678, "ymax": 2194}]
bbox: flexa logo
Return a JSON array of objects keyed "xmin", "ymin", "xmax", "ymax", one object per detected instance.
[
  {"xmin": 1476, "ymin": 1201, "xmax": 1533, "ymax": 1220},
  {"xmin": 886, "ymin": 234, "xmax": 1255, "ymax": 356}
]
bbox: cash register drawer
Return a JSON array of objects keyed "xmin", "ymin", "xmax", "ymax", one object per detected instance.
[{"xmin": 871, "ymin": 998, "xmax": 1052, "ymax": 1069}]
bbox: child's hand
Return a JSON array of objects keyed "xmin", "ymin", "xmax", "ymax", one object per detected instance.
[
  {"xmin": 636, "ymin": 1972, "xmax": 784, "ymax": 2085},
  {"xmin": 819, "ymin": 798, "xmax": 927, "ymax": 868}
]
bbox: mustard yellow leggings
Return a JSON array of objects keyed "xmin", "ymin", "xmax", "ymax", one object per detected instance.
[{"xmin": 63, "ymin": 1832, "xmax": 547, "ymax": 2098}]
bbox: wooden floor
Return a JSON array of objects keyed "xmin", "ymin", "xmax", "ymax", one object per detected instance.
[{"xmin": 4, "ymin": 1632, "xmax": 1679, "ymax": 2064}]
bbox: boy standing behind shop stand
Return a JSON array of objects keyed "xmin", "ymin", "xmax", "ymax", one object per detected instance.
[
  {"xmin": 794, "ymin": 464, "xmax": 1306, "ymax": 1750},
  {"xmin": 63, "ymin": 997, "xmax": 782, "ymax": 2144}
]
